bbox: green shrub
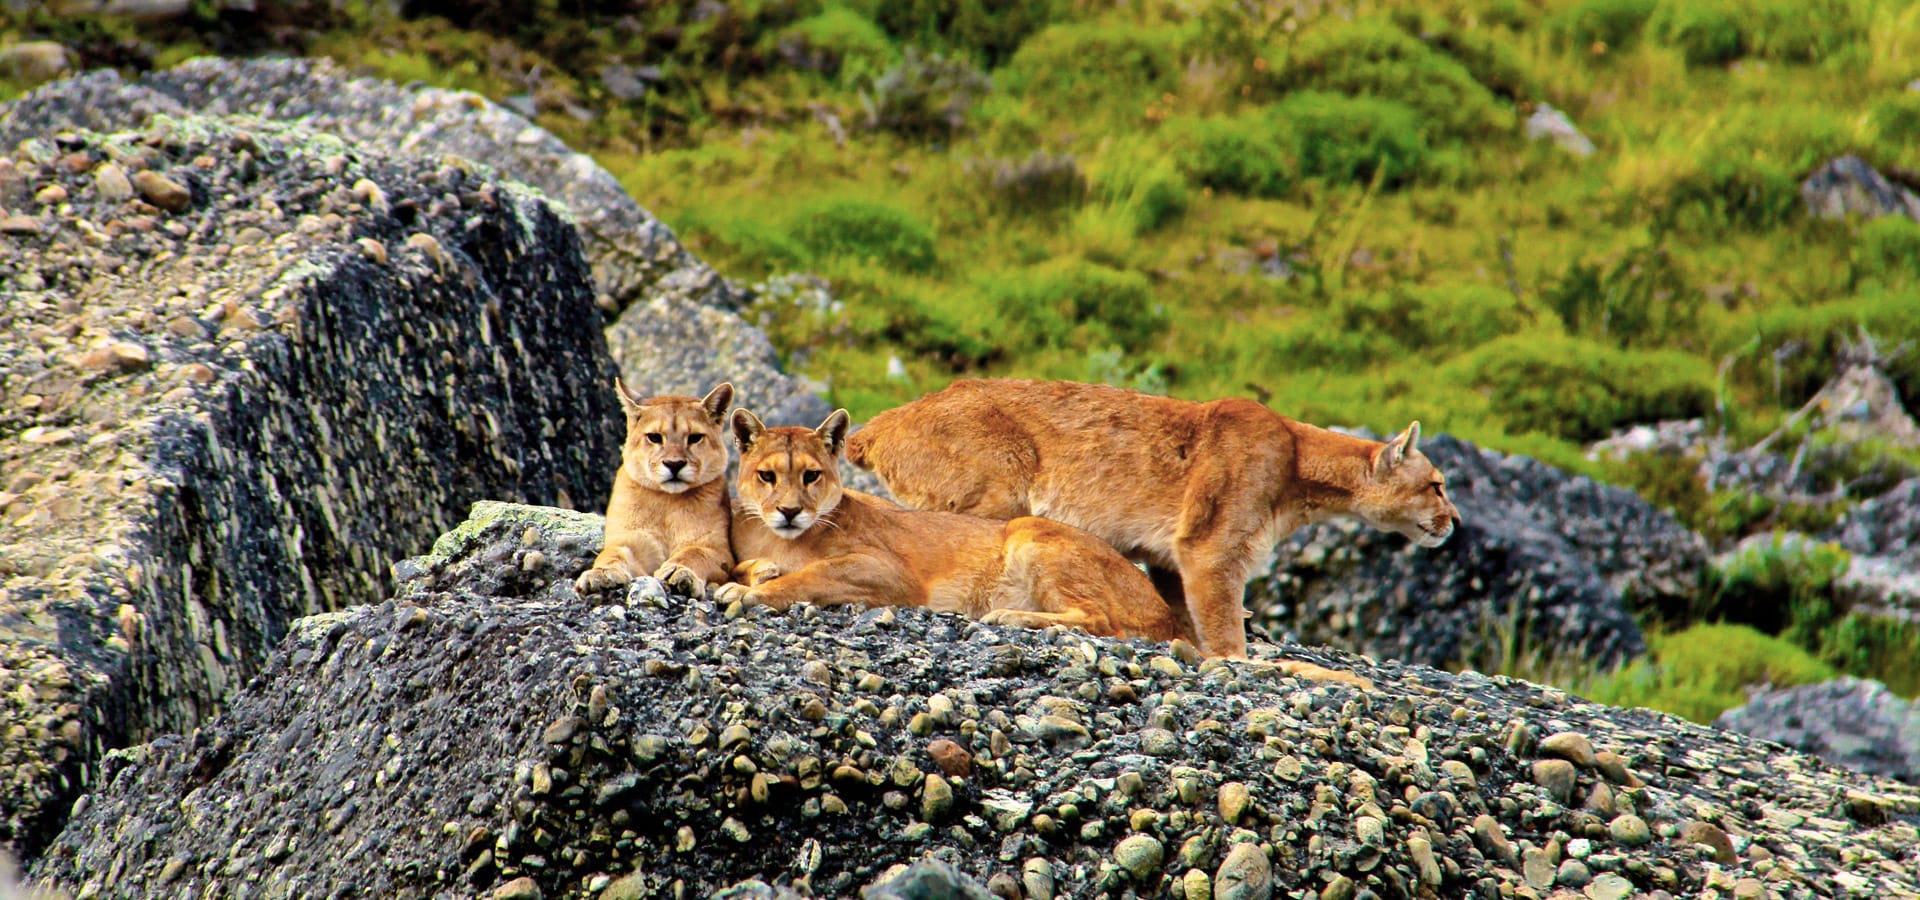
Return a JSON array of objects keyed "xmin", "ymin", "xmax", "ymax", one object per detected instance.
[
  {"xmin": 1283, "ymin": 285, "xmax": 1534, "ymax": 370},
  {"xmin": 681, "ymin": 213, "xmax": 812, "ymax": 276},
  {"xmin": 999, "ymin": 22, "xmax": 1181, "ymax": 119},
  {"xmin": 984, "ymin": 259, "xmax": 1167, "ymax": 353},
  {"xmin": 1744, "ymin": 0, "xmax": 1868, "ymax": 64},
  {"xmin": 1276, "ymin": 91, "xmax": 1429, "ymax": 187},
  {"xmin": 1087, "ymin": 139, "xmax": 1190, "ymax": 234},
  {"xmin": 1648, "ymin": 106, "xmax": 1857, "ymax": 232},
  {"xmin": 1547, "ymin": 0, "xmax": 1657, "ymax": 52},
  {"xmin": 1162, "ymin": 113, "xmax": 1297, "ymax": 198},
  {"xmin": 1545, "ymin": 243, "xmax": 1700, "ymax": 349},
  {"xmin": 1726, "ymin": 292, "xmax": 1920, "ymax": 407},
  {"xmin": 1870, "ymin": 91, "xmax": 1920, "ymax": 145},
  {"xmin": 1278, "ymin": 19, "xmax": 1508, "ymax": 140},
  {"xmin": 847, "ymin": 285, "xmax": 1000, "ymax": 368},
  {"xmin": 1443, "ymin": 335, "xmax": 1716, "ymax": 441},
  {"xmin": 1582, "ymin": 623, "xmax": 1838, "ymax": 723},
  {"xmin": 842, "ymin": 0, "xmax": 1067, "ymax": 66},
  {"xmin": 980, "ymin": 151, "xmax": 1087, "ymax": 214},
  {"xmin": 1852, "ymin": 215, "xmax": 1920, "ymax": 290},
  {"xmin": 789, "ymin": 198, "xmax": 938, "ymax": 272},
  {"xmin": 1647, "ymin": 0, "xmax": 1745, "ymax": 66},
  {"xmin": 1708, "ymin": 533, "xmax": 1852, "ymax": 634},
  {"xmin": 777, "ymin": 7, "xmax": 899, "ymax": 84}
]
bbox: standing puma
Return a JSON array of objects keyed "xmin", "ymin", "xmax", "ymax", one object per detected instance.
[
  {"xmin": 844, "ymin": 379, "xmax": 1462, "ymax": 659},
  {"xmin": 716, "ymin": 407, "xmax": 1191, "ymax": 646},
  {"xmin": 575, "ymin": 381, "xmax": 734, "ymax": 598}
]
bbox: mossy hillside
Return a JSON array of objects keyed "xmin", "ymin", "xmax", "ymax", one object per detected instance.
[{"xmin": 12, "ymin": 0, "xmax": 1920, "ymax": 721}]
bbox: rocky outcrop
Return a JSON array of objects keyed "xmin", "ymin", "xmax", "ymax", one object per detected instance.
[
  {"xmin": 0, "ymin": 57, "xmax": 834, "ymax": 430},
  {"xmin": 1824, "ymin": 478, "xmax": 1920, "ymax": 624},
  {"xmin": 1717, "ymin": 678, "xmax": 1920, "ymax": 784},
  {"xmin": 29, "ymin": 502, "xmax": 1920, "ymax": 898},
  {"xmin": 0, "ymin": 115, "xmax": 619, "ymax": 857},
  {"xmin": 1800, "ymin": 155, "xmax": 1920, "ymax": 222},
  {"xmin": 1251, "ymin": 434, "xmax": 1696, "ymax": 670}
]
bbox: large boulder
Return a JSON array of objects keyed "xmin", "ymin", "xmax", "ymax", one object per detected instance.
[
  {"xmin": 28, "ymin": 502, "xmax": 1920, "ymax": 898},
  {"xmin": 1801, "ymin": 155, "xmax": 1920, "ymax": 222},
  {"xmin": 1717, "ymin": 678, "xmax": 1920, "ymax": 784},
  {"xmin": 1252, "ymin": 434, "xmax": 1702, "ymax": 670},
  {"xmin": 0, "ymin": 114, "xmax": 619, "ymax": 858},
  {"xmin": 0, "ymin": 57, "xmax": 831, "ymax": 434}
]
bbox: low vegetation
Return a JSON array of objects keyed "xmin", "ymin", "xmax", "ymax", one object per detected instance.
[{"xmin": 8, "ymin": 0, "xmax": 1920, "ymax": 720}]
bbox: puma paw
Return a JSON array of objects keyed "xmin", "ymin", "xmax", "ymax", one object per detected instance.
[
  {"xmin": 654, "ymin": 562, "xmax": 707, "ymax": 597},
  {"xmin": 737, "ymin": 559, "xmax": 782, "ymax": 586},
  {"xmin": 713, "ymin": 582, "xmax": 753, "ymax": 606},
  {"xmin": 574, "ymin": 565, "xmax": 632, "ymax": 596}
]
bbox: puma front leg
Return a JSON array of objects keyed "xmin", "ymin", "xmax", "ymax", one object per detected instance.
[
  {"xmin": 655, "ymin": 538, "xmax": 732, "ymax": 597},
  {"xmin": 576, "ymin": 533, "xmax": 668, "ymax": 596}
]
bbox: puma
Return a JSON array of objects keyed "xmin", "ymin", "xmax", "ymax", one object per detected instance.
[
  {"xmin": 845, "ymin": 379, "xmax": 1462, "ymax": 659},
  {"xmin": 575, "ymin": 381, "xmax": 734, "ymax": 598},
  {"xmin": 715, "ymin": 407, "xmax": 1192, "ymax": 647}
]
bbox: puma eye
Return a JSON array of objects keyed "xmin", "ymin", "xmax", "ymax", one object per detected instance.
[
  {"xmin": 802, "ymin": 470, "xmax": 822, "ymax": 485},
  {"xmin": 688, "ymin": 433, "xmax": 704, "ymax": 444},
  {"xmin": 646, "ymin": 433, "xmax": 663, "ymax": 444},
  {"xmin": 758, "ymin": 471, "xmax": 777, "ymax": 484}
]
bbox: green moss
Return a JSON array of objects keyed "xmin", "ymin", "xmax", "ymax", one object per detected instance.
[
  {"xmin": 788, "ymin": 197, "xmax": 938, "ymax": 273},
  {"xmin": 998, "ymin": 21, "xmax": 1181, "ymax": 120},
  {"xmin": 1548, "ymin": 0, "xmax": 1658, "ymax": 53},
  {"xmin": 1581, "ymin": 623, "xmax": 1839, "ymax": 724},
  {"xmin": 1162, "ymin": 113, "xmax": 1297, "ymax": 198},
  {"xmin": 1086, "ymin": 137, "xmax": 1190, "ymax": 234},
  {"xmin": 1443, "ymin": 335, "xmax": 1716, "ymax": 441},
  {"xmin": 1276, "ymin": 91, "xmax": 1429, "ymax": 187},
  {"xmin": 1647, "ymin": 0, "xmax": 1746, "ymax": 66},
  {"xmin": 1278, "ymin": 18, "xmax": 1510, "ymax": 141},
  {"xmin": 777, "ymin": 7, "xmax": 899, "ymax": 85},
  {"xmin": 984, "ymin": 258, "xmax": 1166, "ymax": 354},
  {"xmin": 1852, "ymin": 216, "xmax": 1920, "ymax": 291}
]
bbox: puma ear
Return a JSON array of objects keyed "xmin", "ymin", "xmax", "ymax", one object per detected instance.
[
  {"xmin": 731, "ymin": 408, "xmax": 765, "ymax": 451},
  {"xmin": 701, "ymin": 382, "xmax": 735, "ymax": 423},
  {"xmin": 815, "ymin": 409, "xmax": 851, "ymax": 457},
  {"xmin": 614, "ymin": 377, "xmax": 646, "ymax": 413},
  {"xmin": 1374, "ymin": 421, "xmax": 1419, "ymax": 478}
]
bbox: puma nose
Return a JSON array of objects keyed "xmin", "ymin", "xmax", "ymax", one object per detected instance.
[
  {"xmin": 1449, "ymin": 510, "xmax": 1463, "ymax": 529},
  {"xmin": 663, "ymin": 460, "xmax": 687, "ymax": 475},
  {"xmin": 777, "ymin": 506, "xmax": 802, "ymax": 520}
]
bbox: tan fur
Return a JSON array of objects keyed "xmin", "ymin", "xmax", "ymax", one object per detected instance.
[
  {"xmin": 718, "ymin": 408, "xmax": 1191, "ymax": 647},
  {"xmin": 845, "ymin": 379, "xmax": 1462, "ymax": 662},
  {"xmin": 575, "ymin": 381, "xmax": 735, "ymax": 598}
]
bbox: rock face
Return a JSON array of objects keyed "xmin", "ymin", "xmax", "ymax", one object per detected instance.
[
  {"xmin": 0, "ymin": 115, "xmax": 619, "ymax": 857},
  {"xmin": 1800, "ymin": 155, "xmax": 1920, "ymax": 222},
  {"xmin": 29, "ymin": 503, "xmax": 1920, "ymax": 898},
  {"xmin": 1252, "ymin": 434, "xmax": 1694, "ymax": 670},
  {"xmin": 1717, "ymin": 678, "xmax": 1920, "ymax": 784},
  {"xmin": 0, "ymin": 57, "xmax": 834, "ymax": 432}
]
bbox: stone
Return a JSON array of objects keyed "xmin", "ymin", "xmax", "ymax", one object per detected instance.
[
  {"xmin": 1679, "ymin": 820, "xmax": 1737, "ymax": 865},
  {"xmin": 1801, "ymin": 155, "xmax": 1920, "ymax": 221},
  {"xmin": 1218, "ymin": 781, "xmax": 1251, "ymax": 824},
  {"xmin": 864, "ymin": 859, "xmax": 994, "ymax": 900},
  {"xmin": 1607, "ymin": 814, "xmax": 1651, "ymax": 847},
  {"xmin": 926, "ymin": 739, "xmax": 972, "ymax": 777},
  {"xmin": 1522, "ymin": 848, "xmax": 1556, "ymax": 890},
  {"xmin": 1472, "ymin": 814, "xmax": 1515, "ymax": 863},
  {"xmin": 1541, "ymin": 732, "xmax": 1599, "ymax": 768},
  {"xmin": 1113, "ymin": 834, "xmax": 1165, "ymax": 881},
  {"xmin": 1035, "ymin": 716, "xmax": 1090, "ymax": 750},
  {"xmin": 921, "ymin": 774, "xmax": 953, "ymax": 822},
  {"xmin": 129, "ymin": 170, "xmax": 191, "ymax": 212},
  {"xmin": 1213, "ymin": 842, "xmax": 1273, "ymax": 900},
  {"xmin": 0, "ymin": 42, "xmax": 71, "ymax": 82},
  {"xmin": 1408, "ymin": 836, "xmax": 1441, "ymax": 888},
  {"xmin": 1716, "ymin": 677, "xmax": 1920, "ymax": 783},
  {"xmin": 1532, "ymin": 759, "xmax": 1579, "ymax": 804},
  {"xmin": 1525, "ymin": 102, "xmax": 1595, "ymax": 157},
  {"xmin": 1557, "ymin": 859, "xmax": 1591, "ymax": 887},
  {"xmin": 492, "ymin": 877, "xmax": 541, "ymax": 900},
  {"xmin": 1585, "ymin": 873, "xmax": 1635, "ymax": 900}
]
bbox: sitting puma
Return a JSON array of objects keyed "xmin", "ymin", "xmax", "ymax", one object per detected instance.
[
  {"xmin": 575, "ymin": 381, "xmax": 734, "ymax": 598},
  {"xmin": 845, "ymin": 379, "xmax": 1462, "ymax": 660},
  {"xmin": 715, "ymin": 407, "xmax": 1190, "ymax": 646}
]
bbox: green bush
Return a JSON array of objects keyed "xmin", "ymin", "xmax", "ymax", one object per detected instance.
[
  {"xmin": 1279, "ymin": 19, "xmax": 1508, "ymax": 140},
  {"xmin": 1162, "ymin": 113, "xmax": 1297, "ymax": 198},
  {"xmin": 1443, "ymin": 334, "xmax": 1716, "ymax": 441},
  {"xmin": 1870, "ymin": 91, "xmax": 1920, "ymax": 145},
  {"xmin": 1087, "ymin": 139, "xmax": 1190, "ymax": 234},
  {"xmin": 1708, "ymin": 533, "xmax": 1852, "ymax": 633},
  {"xmin": 1283, "ymin": 285, "xmax": 1534, "ymax": 370},
  {"xmin": 789, "ymin": 198, "xmax": 938, "ymax": 272},
  {"xmin": 1582, "ymin": 623, "xmax": 1838, "ymax": 723},
  {"xmin": 1744, "ymin": 0, "xmax": 1868, "ymax": 64},
  {"xmin": 842, "ymin": 0, "xmax": 1067, "ymax": 66},
  {"xmin": 863, "ymin": 48, "xmax": 992, "ymax": 139},
  {"xmin": 998, "ymin": 22, "xmax": 1181, "ymax": 119},
  {"xmin": 984, "ymin": 259, "xmax": 1167, "ymax": 353},
  {"xmin": 681, "ymin": 213, "xmax": 812, "ymax": 277},
  {"xmin": 777, "ymin": 7, "xmax": 899, "ymax": 84},
  {"xmin": 1545, "ymin": 243, "xmax": 1700, "ymax": 349},
  {"xmin": 1276, "ymin": 91, "xmax": 1429, "ymax": 187},
  {"xmin": 1647, "ymin": 0, "xmax": 1745, "ymax": 66},
  {"xmin": 1727, "ymin": 292, "xmax": 1920, "ymax": 407},
  {"xmin": 847, "ymin": 286, "xmax": 1000, "ymax": 368},
  {"xmin": 1648, "ymin": 107, "xmax": 1857, "ymax": 232},
  {"xmin": 1547, "ymin": 0, "xmax": 1657, "ymax": 52},
  {"xmin": 980, "ymin": 151, "xmax": 1087, "ymax": 214},
  {"xmin": 1852, "ymin": 215, "xmax": 1920, "ymax": 290}
]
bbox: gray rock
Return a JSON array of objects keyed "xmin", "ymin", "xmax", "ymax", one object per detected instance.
[
  {"xmin": 1829, "ymin": 478, "xmax": 1920, "ymax": 564},
  {"xmin": 1525, "ymin": 103, "xmax": 1595, "ymax": 157},
  {"xmin": 1252, "ymin": 433, "xmax": 1669, "ymax": 669},
  {"xmin": 1801, "ymin": 155, "xmax": 1920, "ymax": 222},
  {"xmin": 606, "ymin": 289, "xmax": 831, "ymax": 432},
  {"xmin": 1717, "ymin": 677, "xmax": 1920, "ymax": 783},
  {"xmin": 24, "ymin": 502, "xmax": 1920, "ymax": 898},
  {"xmin": 1213, "ymin": 842, "xmax": 1273, "ymax": 900},
  {"xmin": 0, "ymin": 113, "xmax": 618, "ymax": 859},
  {"xmin": 864, "ymin": 859, "xmax": 994, "ymax": 900}
]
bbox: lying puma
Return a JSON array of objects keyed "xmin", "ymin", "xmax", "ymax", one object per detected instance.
[
  {"xmin": 845, "ymin": 379, "xmax": 1462, "ymax": 660},
  {"xmin": 575, "ymin": 381, "xmax": 734, "ymax": 598},
  {"xmin": 715, "ymin": 407, "xmax": 1190, "ymax": 646}
]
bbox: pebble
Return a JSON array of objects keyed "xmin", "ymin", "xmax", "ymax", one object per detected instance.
[
  {"xmin": 1218, "ymin": 781, "xmax": 1251, "ymax": 823},
  {"xmin": 926, "ymin": 739, "xmax": 972, "ymax": 777},
  {"xmin": 35, "ymin": 183, "xmax": 67, "ymax": 205},
  {"xmin": 1036, "ymin": 715, "xmax": 1090, "ymax": 749},
  {"xmin": 1680, "ymin": 820, "xmax": 1736, "ymax": 864},
  {"xmin": 1113, "ymin": 833, "xmax": 1164, "ymax": 880},
  {"xmin": 1593, "ymin": 750, "xmax": 1638, "ymax": 786},
  {"xmin": 1585, "ymin": 873, "xmax": 1635, "ymax": 900},
  {"xmin": 1522, "ymin": 848, "xmax": 1556, "ymax": 890},
  {"xmin": 1180, "ymin": 868, "xmax": 1211, "ymax": 900},
  {"xmin": 131, "ymin": 170, "xmax": 192, "ymax": 212},
  {"xmin": 93, "ymin": 163, "xmax": 132, "ymax": 201},
  {"xmin": 491, "ymin": 877, "xmax": 540, "ymax": 900},
  {"xmin": 1022, "ymin": 859, "xmax": 1055, "ymax": 900},
  {"xmin": 1608, "ymin": 814, "xmax": 1651, "ymax": 846},
  {"xmin": 1532, "ymin": 759, "xmax": 1578, "ymax": 804},
  {"xmin": 922, "ymin": 773, "xmax": 953, "ymax": 822},
  {"xmin": 1320, "ymin": 874, "xmax": 1356, "ymax": 900},
  {"xmin": 1408, "ymin": 836, "xmax": 1442, "ymax": 888},
  {"xmin": 1472, "ymin": 814, "xmax": 1515, "ymax": 863},
  {"xmin": 1557, "ymin": 858, "xmax": 1592, "ymax": 887},
  {"xmin": 1541, "ymin": 732, "xmax": 1598, "ymax": 768},
  {"xmin": 1213, "ymin": 842, "xmax": 1273, "ymax": 900},
  {"xmin": 1140, "ymin": 727, "xmax": 1179, "ymax": 757}
]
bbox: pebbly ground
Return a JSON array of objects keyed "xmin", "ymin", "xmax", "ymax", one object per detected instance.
[{"xmin": 29, "ymin": 503, "xmax": 1920, "ymax": 899}]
